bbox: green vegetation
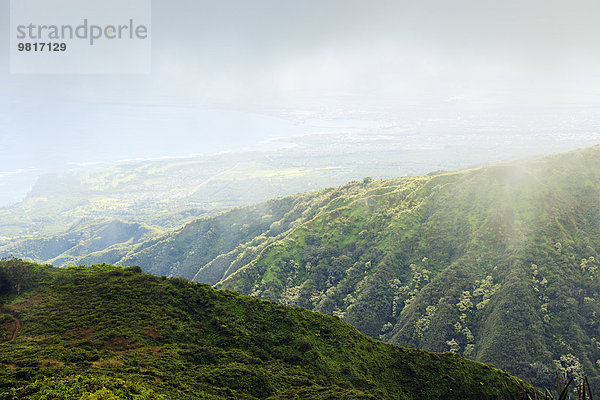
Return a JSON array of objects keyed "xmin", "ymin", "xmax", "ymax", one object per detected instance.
[
  {"xmin": 5, "ymin": 145, "xmax": 600, "ymax": 394},
  {"xmin": 509, "ymin": 374, "xmax": 594, "ymax": 400},
  {"xmin": 217, "ymin": 146, "xmax": 600, "ymax": 392},
  {"xmin": 81, "ymin": 145, "xmax": 600, "ymax": 393},
  {"xmin": 0, "ymin": 259, "xmax": 533, "ymax": 399},
  {"xmin": 0, "ymin": 219, "xmax": 161, "ymax": 268}
]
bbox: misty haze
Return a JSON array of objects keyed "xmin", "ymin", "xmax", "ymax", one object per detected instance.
[{"xmin": 1, "ymin": 1, "xmax": 600, "ymax": 399}]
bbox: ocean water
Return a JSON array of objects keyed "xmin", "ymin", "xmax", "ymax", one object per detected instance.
[{"xmin": 0, "ymin": 105, "xmax": 386, "ymax": 207}]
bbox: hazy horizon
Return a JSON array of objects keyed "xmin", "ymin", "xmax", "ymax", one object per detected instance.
[{"xmin": 2, "ymin": 0, "xmax": 600, "ymax": 205}]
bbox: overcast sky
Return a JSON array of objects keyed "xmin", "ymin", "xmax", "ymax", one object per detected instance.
[
  {"xmin": 5, "ymin": 1, "xmax": 600, "ymax": 106},
  {"xmin": 1, "ymin": 0, "xmax": 600, "ymax": 204}
]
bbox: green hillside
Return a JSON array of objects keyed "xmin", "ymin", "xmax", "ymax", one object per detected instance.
[
  {"xmin": 218, "ymin": 146, "xmax": 600, "ymax": 390},
  {"xmin": 102, "ymin": 145, "xmax": 600, "ymax": 392},
  {"xmin": 116, "ymin": 191, "xmax": 338, "ymax": 280},
  {"xmin": 0, "ymin": 259, "xmax": 532, "ymax": 399},
  {"xmin": 0, "ymin": 219, "xmax": 162, "ymax": 267}
]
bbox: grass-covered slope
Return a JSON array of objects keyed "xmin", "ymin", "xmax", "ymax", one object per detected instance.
[
  {"xmin": 0, "ymin": 260, "xmax": 531, "ymax": 399},
  {"xmin": 106, "ymin": 146, "xmax": 600, "ymax": 391},
  {"xmin": 114, "ymin": 194, "xmax": 332, "ymax": 280},
  {"xmin": 213, "ymin": 145, "xmax": 600, "ymax": 391},
  {"xmin": 213, "ymin": 146, "xmax": 600, "ymax": 390}
]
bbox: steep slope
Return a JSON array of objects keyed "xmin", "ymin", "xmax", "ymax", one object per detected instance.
[
  {"xmin": 215, "ymin": 146, "xmax": 600, "ymax": 390},
  {"xmin": 0, "ymin": 219, "xmax": 162, "ymax": 267},
  {"xmin": 108, "ymin": 145, "xmax": 600, "ymax": 391},
  {"xmin": 0, "ymin": 259, "xmax": 532, "ymax": 399},
  {"xmin": 114, "ymin": 194, "xmax": 330, "ymax": 279},
  {"xmin": 215, "ymin": 145, "xmax": 600, "ymax": 390}
]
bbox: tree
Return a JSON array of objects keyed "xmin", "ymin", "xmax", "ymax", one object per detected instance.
[{"xmin": 0, "ymin": 259, "xmax": 34, "ymax": 295}]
